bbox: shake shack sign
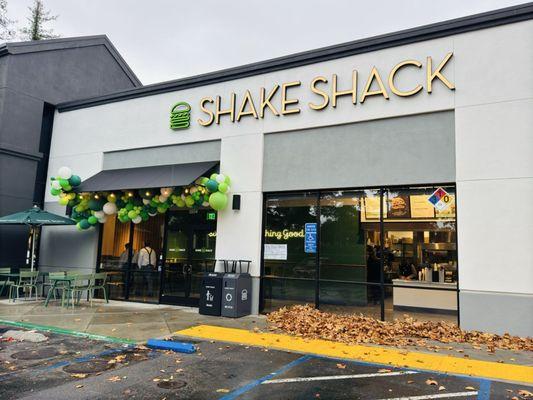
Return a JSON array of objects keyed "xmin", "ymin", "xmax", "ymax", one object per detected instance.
[{"xmin": 170, "ymin": 53, "xmax": 454, "ymax": 130}]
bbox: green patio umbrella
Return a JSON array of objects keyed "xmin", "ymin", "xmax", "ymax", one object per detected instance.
[{"xmin": 0, "ymin": 205, "xmax": 76, "ymax": 271}]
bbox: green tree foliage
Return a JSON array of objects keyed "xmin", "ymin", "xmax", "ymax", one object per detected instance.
[
  {"xmin": 20, "ymin": 0, "xmax": 59, "ymax": 41},
  {"xmin": 0, "ymin": 0, "xmax": 15, "ymax": 40}
]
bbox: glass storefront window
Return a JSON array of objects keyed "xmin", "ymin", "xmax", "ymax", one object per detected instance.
[
  {"xmin": 262, "ymin": 193, "xmax": 318, "ymax": 313},
  {"xmin": 384, "ymin": 186, "xmax": 457, "ymax": 322},
  {"xmin": 319, "ymin": 190, "xmax": 381, "ymax": 317},
  {"xmin": 261, "ymin": 185, "xmax": 459, "ymax": 323},
  {"xmin": 99, "ymin": 215, "xmax": 131, "ymax": 300}
]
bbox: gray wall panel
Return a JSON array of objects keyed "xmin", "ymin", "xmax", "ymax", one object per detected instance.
[
  {"xmin": 103, "ymin": 140, "xmax": 221, "ymax": 170},
  {"xmin": 39, "ymin": 202, "xmax": 98, "ymax": 274},
  {"xmin": 460, "ymin": 290, "xmax": 533, "ymax": 336},
  {"xmin": 263, "ymin": 111, "xmax": 455, "ymax": 192}
]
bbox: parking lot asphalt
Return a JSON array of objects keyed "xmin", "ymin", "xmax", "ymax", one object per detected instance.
[{"xmin": 1, "ymin": 324, "xmax": 532, "ymax": 399}]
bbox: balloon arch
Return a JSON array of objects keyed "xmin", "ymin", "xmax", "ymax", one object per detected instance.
[{"xmin": 50, "ymin": 166, "xmax": 231, "ymax": 231}]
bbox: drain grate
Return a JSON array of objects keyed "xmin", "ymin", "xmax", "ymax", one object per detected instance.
[
  {"xmin": 63, "ymin": 359, "xmax": 115, "ymax": 374},
  {"xmin": 11, "ymin": 347, "xmax": 61, "ymax": 360},
  {"xmin": 157, "ymin": 380, "xmax": 187, "ymax": 390}
]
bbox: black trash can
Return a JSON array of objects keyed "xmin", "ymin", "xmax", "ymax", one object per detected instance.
[
  {"xmin": 199, "ymin": 260, "xmax": 223, "ymax": 316},
  {"xmin": 221, "ymin": 260, "xmax": 252, "ymax": 318}
]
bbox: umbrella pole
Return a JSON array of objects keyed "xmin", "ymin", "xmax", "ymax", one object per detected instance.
[{"xmin": 30, "ymin": 227, "xmax": 35, "ymax": 272}]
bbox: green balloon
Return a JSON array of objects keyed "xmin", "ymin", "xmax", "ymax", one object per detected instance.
[
  {"xmin": 125, "ymin": 203, "xmax": 134, "ymax": 211},
  {"xmin": 50, "ymin": 188, "xmax": 61, "ymax": 196},
  {"xmin": 58, "ymin": 197, "xmax": 69, "ymax": 206},
  {"xmin": 224, "ymin": 175, "xmax": 231, "ymax": 185},
  {"xmin": 209, "ymin": 192, "xmax": 228, "ymax": 211},
  {"xmin": 201, "ymin": 177, "xmax": 209, "ymax": 185},
  {"xmin": 185, "ymin": 196, "xmax": 195, "ymax": 207},
  {"xmin": 58, "ymin": 178, "xmax": 70, "ymax": 188},
  {"xmin": 157, "ymin": 206, "xmax": 166, "ymax": 213},
  {"xmin": 206, "ymin": 179, "xmax": 219, "ymax": 193},
  {"xmin": 69, "ymin": 175, "xmax": 81, "ymax": 187},
  {"xmin": 88, "ymin": 199, "xmax": 104, "ymax": 211},
  {"xmin": 79, "ymin": 219, "xmax": 91, "ymax": 230},
  {"xmin": 127, "ymin": 210, "xmax": 138, "ymax": 219},
  {"xmin": 88, "ymin": 216, "xmax": 98, "ymax": 225},
  {"xmin": 63, "ymin": 184, "xmax": 72, "ymax": 192},
  {"xmin": 176, "ymin": 198, "xmax": 185, "ymax": 207},
  {"xmin": 76, "ymin": 222, "xmax": 83, "ymax": 231},
  {"xmin": 218, "ymin": 182, "xmax": 228, "ymax": 193},
  {"xmin": 210, "ymin": 173, "xmax": 218, "ymax": 180}
]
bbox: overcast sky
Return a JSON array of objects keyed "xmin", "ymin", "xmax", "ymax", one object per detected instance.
[{"xmin": 7, "ymin": 0, "xmax": 527, "ymax": 84}]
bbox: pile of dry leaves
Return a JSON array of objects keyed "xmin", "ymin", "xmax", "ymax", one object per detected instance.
[{"xmin": 267, "ymin": 305, "xmax": 533, "ymax": 352}]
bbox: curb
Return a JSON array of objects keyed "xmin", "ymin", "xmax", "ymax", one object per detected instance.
[
  {"xmin": 147, "ymin": 338, "xmax": 196, "ymax": 353},
  {"xmin": 175, "ymin": 325, "xmax": 533, "ymax": 385},
  {"xmin": 0, "ymin": 319, "xmax": 138, "ymax": 345}
]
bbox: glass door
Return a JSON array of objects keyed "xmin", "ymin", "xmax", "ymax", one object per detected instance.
[{"xmin": 161, "ymin": 210, "xmax": 216, "ymax": 306}]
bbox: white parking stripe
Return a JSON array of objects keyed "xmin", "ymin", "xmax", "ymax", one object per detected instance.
[
  {"xmin": 262, "ymin": 370, "xmax": 418, "ymax": 384},
  {"xmin": 376, "ymin": 392, "xmax": 478, "ymax": 400}
]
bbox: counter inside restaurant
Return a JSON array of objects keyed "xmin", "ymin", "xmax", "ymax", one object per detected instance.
[{"xmin": 392, "ymin": 279, "xmax": 457, "ymax": 313}]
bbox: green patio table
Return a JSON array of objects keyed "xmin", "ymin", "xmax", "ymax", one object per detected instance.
[{"xmin": 43, "ymin": 274, "xmax": 78, "ymax": 307}]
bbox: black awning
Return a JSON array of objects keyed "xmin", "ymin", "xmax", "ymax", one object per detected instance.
[{"xmin": 77, "ymin": 161, "xmax": 218, "ymax": 192}]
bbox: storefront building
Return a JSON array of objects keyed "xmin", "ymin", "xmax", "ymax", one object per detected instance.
[{"xmin": 40, "ymin": 5, "xmax": 533, "ymax": 336}]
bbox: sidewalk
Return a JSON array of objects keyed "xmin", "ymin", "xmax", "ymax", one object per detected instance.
[{"xmin": 0, "ymin": 299, "xmax": 267, "ymax": 342}]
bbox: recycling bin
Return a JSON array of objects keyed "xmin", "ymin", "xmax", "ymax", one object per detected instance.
[
  {"xmin": 199, "ymin": 259, "xmax": 223, "ymax": 316},
  {"xmin": 221, "ymin": 260, "xmax": 252, "ymax": 318}
]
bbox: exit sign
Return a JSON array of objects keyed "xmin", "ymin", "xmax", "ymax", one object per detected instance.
[{"xmin": 207, "ymin": 212, "xmax": 216, "ymax": 220}]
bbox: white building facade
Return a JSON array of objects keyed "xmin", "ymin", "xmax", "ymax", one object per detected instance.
[{"xmin": 41, "ymin": 6, "xmax": 533, "ymax": 336}]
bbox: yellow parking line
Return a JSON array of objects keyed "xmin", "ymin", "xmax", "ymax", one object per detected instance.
[{"xmin": 175, "ymin": 325, "xmax": 533, "ymax": 384}]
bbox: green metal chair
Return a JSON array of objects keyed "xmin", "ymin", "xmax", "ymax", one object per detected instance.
[
  {"xmin": 0, "ymin": 267, "xmax": 14, "ymax": 297},
  {"xmin": 9, "ymin": 271, "xmax": 39, "ymax": 302},
  {"xmin": 90, "ymin": 272, "xmax": 108, "ymax": 306},
  {"xmin": 65, "ymin": 274, "xmax": 92, "ymax": 308},
  {"xmin": 43, "ymin": 271, "xmax": 67, "ymax": 303}
]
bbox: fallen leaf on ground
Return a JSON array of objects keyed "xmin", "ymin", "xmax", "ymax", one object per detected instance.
[
  {"xmin": 153, "ymin": 378, "xmax": 160, "ymax": 382},
  {"xmin": 266, "ymin": 305, "xmax": 533, "ymax": 351},
  {"xmin": 336, "ymin": 363, "xmax": 346, "ymax": 369},
  {"xmin": 378, "ymin": 369, "xmax": 391, "ymax": 373},
  {"xmin": 518, "ymin": 389, "xmax": 533, "ymax": 397},
  {"xmin": 216, "ymin": 389, "xmax": 230, "ymax": 393},
  {"xmin": 465, "ymin": 386, "xmax": 476, "ymax": 390},
  {"xmin": 76, "ymin": 384, "xmax": 83, "ymax": 389},
  {"xmin": 425, "ymin": 379, "xmax": 438, "ymax": 386},
  {"xmin": 407, "ymin": 380, "xmax": 414, "ymax": 384},
  {"xmin": 438, "ymin": 386, "xmax": 446, "ymax": 391},
  {"xmin": 107, "ymin": 376, "xmax": 121, "ymax": 382},
  {"xmin": 71, "ymin": 373, "xmax": 87, "ymax": 379}
]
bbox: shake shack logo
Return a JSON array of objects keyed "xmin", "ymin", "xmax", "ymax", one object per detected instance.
[{"xmin": 170, "ymin": 102, "xmax": 191, "ymax": 130}]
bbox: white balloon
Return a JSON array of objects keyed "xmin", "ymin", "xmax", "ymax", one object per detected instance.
[
  {"xmin": 102, "ymin": 202, "xmax": 117, "ymax": 215},
  {"xmin": 202, "ymin": 201, "xmax": 210, "ymax": 207},
  {"xmin": 189, "ymin": 187, "xmax": 197, "ymax": 194},
  {"xmin": 215, "ymin": 174, "xmax": 225, "ymax": 183},
  {"xmin": 132, "ymin": 216, "xmax": 142, "ymax": 224},
  {"xmin": 51, "ymin": 180, "xmax": 61, "ymax": 190},
  {"xmin": 181, "ymin": 194, "xmax": 186, "ymax": 200},
  {"xmin": 142, "ymin": 199, "xmax": 150, "ymax": 205},
  {"xmin": 98, "ymin": 216, "xmax": 107, "ymax": 224},
  {"xmin": 93, "ymin": 211, "xmax": 105, "ymax": 219},
  {"xmin": 158, "ymin": 195, "xmax": 168, "ymax": 203},
  {"xmin": 57, "ymin": 166, "xmax": 72, "ymax": 180},
  {"xmin": 148, "ymin": 211, "xmax": 158, "ymax": 217}
]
